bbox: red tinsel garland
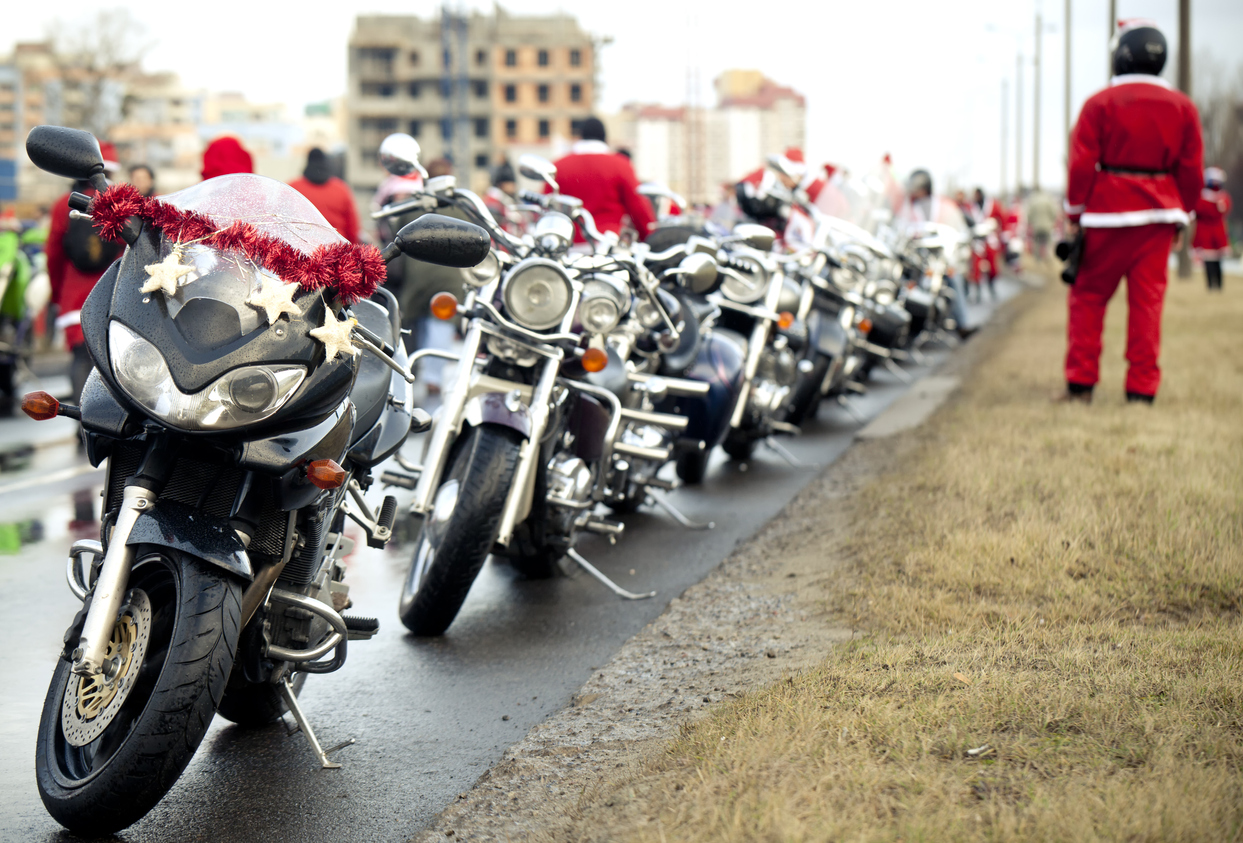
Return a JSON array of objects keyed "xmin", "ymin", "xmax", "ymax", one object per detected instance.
[{"xmin": 90, "ymin": 183, "xmax": 385, "ymax": 304}]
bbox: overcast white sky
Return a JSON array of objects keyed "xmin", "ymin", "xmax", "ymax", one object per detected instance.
[{"xmin": 6, "ymin": 1, "xmax": 1242, "ymax": 194}]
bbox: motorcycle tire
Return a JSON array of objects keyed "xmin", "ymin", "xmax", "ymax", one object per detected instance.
[
  {"xmin": 399, "ymin": 424, "xmax": 522, "ymax": 635},
  {"xmin": 509, "ymin": 546, "xmax": 563, "ymax": 580},
  {"xmin": 675, "ymin": 449, "xmax": 711, "ymax": 485},
  {"xmin": 36, "ymin": 548, "xmax": 242, "ymax": 836},
  {"xmin": 216, "ymin": 669, "xmax": 307, "ymax": 727},
  {"xmin": 722, "ymin": 434, "xmax": 755, "ymax": 462}
]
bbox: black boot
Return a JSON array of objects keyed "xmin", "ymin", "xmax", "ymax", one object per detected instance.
[{"xmin": 1125, "ymin": 392, "xmax": 1155, "ymax": 404}]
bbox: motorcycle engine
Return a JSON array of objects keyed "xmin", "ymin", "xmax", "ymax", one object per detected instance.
[{"xmin": 546, "ymin": 453, "xmax": 592, "ymax": 533}]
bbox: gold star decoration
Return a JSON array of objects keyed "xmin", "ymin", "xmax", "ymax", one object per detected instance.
[
  {"xmin": 245, "ymin": 277, "xmax": 304, "ymax": 325},
  {"xmin": 141, "ymin": 248, "xmax": 195, "ymax": 297},
  {"xmin": 309, "ymin": 312, "xmax": 359, "ymax": 361}
]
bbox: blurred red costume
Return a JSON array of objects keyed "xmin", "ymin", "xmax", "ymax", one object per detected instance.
[
  {"xmin": 549, "ymin": 141, "xmax": 655, "ymax": 242},
  {"xmin": 289, "ymin": 176, "xmax": 360, "ymax": 243},
  {"xmin": 201, "ymin": 137, "xmax": 254, "ymax": 180},
  {"xmin": 1064, "ymin": 74, "xmax": 1203, "ymax": 397},
  {"xmin": 1192, "ymin": 188, "xmax": 1231, "ymax": 258}
]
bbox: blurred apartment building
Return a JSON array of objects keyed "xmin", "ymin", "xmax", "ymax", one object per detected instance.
[
  {"xmin": 347, "ymin": 6, "xmax": 599, "ymax": 195},
  {"xmin": 609, "ymin": 70, "xmax": 806, "ymax": 205},
  {"xmin": 1, "ymin": 40, "xmax": 345, "ymax": 210}
]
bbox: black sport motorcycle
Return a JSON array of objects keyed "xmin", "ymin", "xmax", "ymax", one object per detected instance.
[{"xmin": 21, "ymin": 126, "xmax": 488, "ymax": 835}]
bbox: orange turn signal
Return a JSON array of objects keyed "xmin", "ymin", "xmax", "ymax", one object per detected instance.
[
  {"xmin": 581, "ymin": 347, "xmax": 608, "ymax": 373},
  {"xmin": 858, "ymin": 318, "xmax": 873, "ymax": 335},
  {"xmin": 430, "ymin": 292, "xmax": 458, "ymax": 321},
  {"xmin": 21, "ymin": 391, "xmax": 60, "ymax": 421},
  {"xmin": 777, "ymin": 311, "xmax": 795, "ymax": 330},
  {"xmin": 306, "ymin": 459, "xmax": 346, "ymax": 490}
]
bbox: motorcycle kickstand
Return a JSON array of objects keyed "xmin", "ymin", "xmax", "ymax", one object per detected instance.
[
  {"xmin": 836, "ymin": 395, "xmax": 870, "ymax": 425},
  {"xmin": 645, "ymin": 490, "xmax": 714, "ymax": 530},
  {"xmin": 763, "ymin": 436, "xmax": 813, "ymax": 468},
  {"xmin": 883, "ymin": 358, "xmax": 914, "ymax": 384},
  {"xmin": 280, "ymin": 679, "xmax": 355, "ymax": 769},
  {"xmin": 566, "ymin": 548, "xmax": 656, "ymax": 600}
]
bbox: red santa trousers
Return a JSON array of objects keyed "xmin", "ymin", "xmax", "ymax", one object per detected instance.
[{"xmin": 1065, "ymin": 224, "xmax": 1175, "ymax": 397}]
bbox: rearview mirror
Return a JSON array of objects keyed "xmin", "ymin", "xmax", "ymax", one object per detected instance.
[
  {"xmin": 26, "ymin": 126, "xmax": 107, "ymax": 190},
  {"xmin": 733, "ymin": 223, "xmax": 775, "ymax": 252},
  {"xmin": 638, "ymin": 182, "xmax": 688, "ymax": 212},
  {"xmin": 766, "ymin": 153, "xmax": 798, "ymax": 180},
  {"xmin": 379, "ymin": 133, "xmax": 427, "ymax": 178},
  {"xmin": 675, "ymin": 253, "xmax": 719, "ymax": 295},
  {"xmin": 394, "ymin": 214, "xmax": 491, "ymax": 268},
  {"xmin": 518, "ymin": 154, "xmax": 558, "ymax": 191}
]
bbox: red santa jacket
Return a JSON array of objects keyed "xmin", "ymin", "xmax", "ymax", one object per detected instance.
[
  {"xmin": 1066, "ymin": 75, "xmax": 1203, "ymax": 228},
  {"xmin": 47, "ymin": 189, "xmax": 110, "ymax": 349},
  {"xmin": 549, "ymin": 141, "xmax": 656, "ymax": 241},
  {"xmin": 1193, "ymin": 188, "xmax": 1232, "ymax": 255},
  {"xmin": 288, "ymin": 175, "xmax": 360, "ymax": 243}
]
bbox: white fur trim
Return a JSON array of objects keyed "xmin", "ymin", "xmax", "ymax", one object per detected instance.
[
  {"xmin": 54, "ymin": 310, "xmax": 82, "ymax": 330},
  {"xmin": 571, "ymin": 139, "xmax": 611, "ymax": 155},
  {"xmin": 1064, "ymin": 201, "xmax": 1086, "ymax": 214},
  {"xmin": 1110, "ymin": 74, "xmax": 1172, "ymax": 89},
  {"xmin": 1079, "ymin": 208, "xmax": 1189, "ymax": 227}
]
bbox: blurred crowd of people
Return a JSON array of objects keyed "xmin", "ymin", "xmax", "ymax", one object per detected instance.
[{"xmin": 0, "ymin": 24, "xmax": 1235, "ymax": 414}]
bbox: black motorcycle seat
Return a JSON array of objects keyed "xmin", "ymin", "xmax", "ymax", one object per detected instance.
[{"xmin": 349, "ymin": 299, "xmax": 397, "ymax": 443}]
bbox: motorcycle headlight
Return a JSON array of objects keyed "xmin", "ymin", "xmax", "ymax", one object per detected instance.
[
  {"xmin": 502, "ymin": 258, "xmax": 573, "ymax": 330},
  {"xmin": 109, "ymin": 322, "xmax": 306, "ymax": 431},
  {"xmin": 461, "ymin": 250, "xmax": 501, "ymax": 288},
  {"xmin": 577, "ymin": 275, "xmax": 630, "ymax": 335}
]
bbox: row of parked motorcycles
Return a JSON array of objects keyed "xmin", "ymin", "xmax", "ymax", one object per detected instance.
[{"xmin": 20, "ymin": 126, "xmax": 977, "ymax": 835}]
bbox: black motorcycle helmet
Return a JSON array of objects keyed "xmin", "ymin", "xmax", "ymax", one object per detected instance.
[{"xmin": 1112, "ymin": 22, "xmax": 1167, "ymax": 76}]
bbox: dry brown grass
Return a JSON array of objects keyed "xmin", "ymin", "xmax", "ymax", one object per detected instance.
[{"xmin": 604, "ymin": 273, "xmax": 1243, "ymax": 842}]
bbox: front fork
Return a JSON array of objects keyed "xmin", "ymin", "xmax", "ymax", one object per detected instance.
[{"xmin": 71, "ymin": 484, "xmax": 157, "ymax": 677}]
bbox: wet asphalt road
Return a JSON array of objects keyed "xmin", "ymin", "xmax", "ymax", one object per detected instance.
[{"xmin": 0, "ymin": 285, "xmax": 1014, "ymax": 843}]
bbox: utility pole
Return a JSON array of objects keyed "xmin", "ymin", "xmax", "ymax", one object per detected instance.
[
  {"xmin": 1108, "ymin": 0, "xmax": 1116, "ymax": 79},
  {"xmin": 1034, "ymin": 11, "xmax": 1043, "ymax": 191},
  {"xmin": 1064, "ymin": 0, "xmax": 1072, "ymax": 177},
  {"xmin": 1001, "ymin": 78, "xmax": 1009, "ymax": 198},
  {"xmin": 1176, "ymin": 0, "xmax": 1192, "ymax": 278},
  {"xmin": 1016, "ymin": 50, "xmax": 1024, "ymax": 195}
]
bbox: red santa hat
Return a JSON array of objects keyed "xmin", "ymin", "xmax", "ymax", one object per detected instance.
[
  {"xmin": 98, "ymin": 142, "xmax": 121, "ymax": 175},
  {"xmin": 201, "ymin": 136, "xmax": 255, "ymax": 180},
  {"xmin": 1117, "ymin": 17, "xmax": 1159, "ymax": 33},
  {"xmin": 774, "ymin": 147, "xmax": 808, "ymax": 178}
]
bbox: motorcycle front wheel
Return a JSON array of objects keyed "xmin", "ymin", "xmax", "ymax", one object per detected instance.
[
  {"xmin": 398, "ymin": 424, "xmax": 523, "ymax": 635},
  {"xmin": 36, "ymin": 548, "xmax": 242, "ymax": 835}
]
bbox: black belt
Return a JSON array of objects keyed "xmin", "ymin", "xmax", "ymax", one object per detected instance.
[{"xmin": 1100, "ymin": 165, "xmax": 1169, "ymax": 176}]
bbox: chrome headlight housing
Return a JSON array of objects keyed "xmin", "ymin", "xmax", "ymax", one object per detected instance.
[
  {"xmin": 720, "ymin": 256, "xmax": 768, "ymax": 303},
  {"xmin": 577, "ymin": 273, "xmax": 630, "ymax": 335},
  {"xmin": 109, "ymin": 322, "xmax": 306, "ymax": 431},
  {"xmin": 501, "ymin": 258, "xmax": 574, "ymax": 330},
  {"xmin": 461, "ymin": 250, "xmax": 501, "ymax": 288}
]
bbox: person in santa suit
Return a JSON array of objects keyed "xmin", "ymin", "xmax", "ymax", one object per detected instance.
[
  {"xmin": 46, "ymin": 141, "xmax": 124, "ymax": 405},
  {"xmin": 1193, "ymin": 167, "xmax": 1232, "ymax": 290},
  {"xmin": 200, "ymin": 136, "xmax": 254, "ymax": 180},
  {"xmin": 289, "ymin": 148, "xmax": 360, "ymax": 243},
  {"xmin": 736, "ymin": 148, "xmax": 808, "ymax": 235},
  {"xmin": 1061, "ymin": 20, "xmax": 1203, "ymax": 404},
  {"xmin": 549, "ymin": 117, "xmax": 655, "ymax": 242},
  {"xmin": 893, "ymin": 169, "xmax": 976, "ymax": 337},
  {"xmin": 972, "ymin": 187, "xmax": 1006, "ymax": 300}
]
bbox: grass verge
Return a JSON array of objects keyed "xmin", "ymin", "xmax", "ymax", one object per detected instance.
[{"xmin": 595, "ymin": 273, "xmax": 1243, "ymax": 842}]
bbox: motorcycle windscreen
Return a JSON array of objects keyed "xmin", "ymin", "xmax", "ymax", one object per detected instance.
[{"xmin": 152, "ymin": 174, "xmax": 350, "ymax": 350}]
